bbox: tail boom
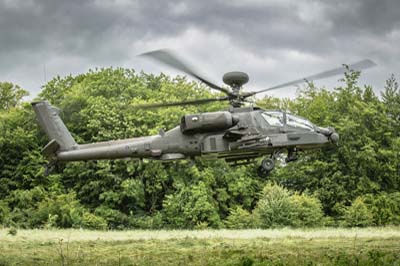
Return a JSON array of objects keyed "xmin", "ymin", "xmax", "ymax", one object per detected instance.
[
  {"xmin": 32, "ymin": 101, "xmax": 162, "ymax": 161},
  {"xmin": 56, "ymin": 136, "xmax": 158, "ymax": 161},
  {"xmin": 32, "ymin": 101, "xmax": 196, "ymax": 162}
]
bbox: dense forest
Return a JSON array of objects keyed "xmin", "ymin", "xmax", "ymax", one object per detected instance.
[{"xmin": 0, "ymin": 68, "xmax": 399, "ymax": 230}]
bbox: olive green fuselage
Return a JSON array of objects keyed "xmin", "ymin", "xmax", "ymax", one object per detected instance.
[{"xmin": 54, "ymin": 107, "xmax": 336, "ymax": 164}]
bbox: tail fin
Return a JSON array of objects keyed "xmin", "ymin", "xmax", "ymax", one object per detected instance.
[{"xmin": 32, "ymin": 101, "xmax": 77, "ymax": 152}]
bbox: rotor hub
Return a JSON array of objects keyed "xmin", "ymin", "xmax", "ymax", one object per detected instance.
[{"xmin": 223, "ymin": 71, "xmax": 249, "ymax": 89}]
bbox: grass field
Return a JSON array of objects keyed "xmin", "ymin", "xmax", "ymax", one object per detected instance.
[{"xmin": 1, "ymin": 227, "xmax": 400, "ymax": 265}]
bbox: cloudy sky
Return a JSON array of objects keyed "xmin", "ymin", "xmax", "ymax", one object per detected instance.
[{"xmin": 1, "ymin": 0, "xmax": 399, "ymax": 99}]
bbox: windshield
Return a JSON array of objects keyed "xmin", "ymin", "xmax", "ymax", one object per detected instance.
[
  {"xmin": 261, "ymin": 111, "xmax": 284, "ymax": 126},
  {"xmin": 286, "ymin": 114, "xmax": 314, "ymax": 131}
]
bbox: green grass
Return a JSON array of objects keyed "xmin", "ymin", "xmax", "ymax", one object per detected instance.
[{"xmin": 0, "ymin": 227, "xmax": 400, "ymax": 266}]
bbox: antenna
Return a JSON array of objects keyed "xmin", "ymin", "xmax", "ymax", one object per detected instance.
[{"xmin": 43, "ymin": 63, "xmax": 47, "ymax": 83}]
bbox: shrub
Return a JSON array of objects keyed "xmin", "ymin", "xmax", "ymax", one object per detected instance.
[
  {"xmin": 44, "ymin": 214, "xmax": 59, "ymax": 229},
  {"xmin": 163, "ymin": 182, "xmax": 221, "ymax": 229},
  {"xmin": 321, "ymin": 216, "xmax": 336, "ymax": 227},
  {"xmin": 95, "ymin": 206, "xmax": 128, "ymax": 229},
  {"xmin": 31, "ymin": 192, "xmax": 86, "ymax": 228},
  {"xmin": 253, "ymin": 183, "xmax": 326, "ymax": 228},
  {"xmin": 81, "ymin": 212, "xmax": 108, "ymax": 230},
  {"xmin": 129, "ymin": 212, "xmax": 164, "ymax": 229},
  {"xmin": 291, "ymin": 194, "xmax": 324, "ymax": 227},
  {"xmin": 343, "ymin": 197, "xmax": 374, "ymax": 227},
  {"xmin": 194, "ymin": 221, "xmax": 209, "ymax": 230},
  {"xmin": 0, "ymin": 201, "xmax": 10, "ymax": 224},
  {"xmin": 253, "ymin": 183, "xmax": 297, "ymax": 228},
  {"xmin": 363, "ymin": 192, "xmax": 400, "ymax": 225},
  {"xmin": 7, "ymin": 208, "xmax": 32, "ymax": 228},
  {"xmin": 224, "ymin": 206, "xmax": 255, "ymax": 229}
]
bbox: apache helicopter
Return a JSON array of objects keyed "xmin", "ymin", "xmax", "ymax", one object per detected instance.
[{"xmin": 32, "ymin": 50, "xmax": 376, "ymax": 176}]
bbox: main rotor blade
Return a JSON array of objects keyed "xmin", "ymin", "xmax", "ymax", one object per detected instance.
[
  {"xmin": 131, "ymin": 97, "xmax": 229, "ymax": 109},
  {"xmin": 248, "ymin": 59, "xmax": 377, "ymax": 96},
  {"xmin": 140, "ymin": 49, "xmax": 234, "ymax": 97}
]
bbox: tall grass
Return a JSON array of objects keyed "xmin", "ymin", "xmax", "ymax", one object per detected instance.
[
  {"xmin": 1, "ymin": 227, "xmax": 399, "ymax": 266},
  {"xmin": 1, "ymin": 227, "xmax": 400, "ymax": 242}
]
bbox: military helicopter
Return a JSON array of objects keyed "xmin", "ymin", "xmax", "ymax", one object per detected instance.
[{"xmin": 32, "ymin": 50, "xmax": 376, "ymax": 176}]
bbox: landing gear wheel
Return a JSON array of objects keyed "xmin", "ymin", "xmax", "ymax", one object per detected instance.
[{"xmin": 261, "ymin": 158, "xmax": 275, "ymax": 172}]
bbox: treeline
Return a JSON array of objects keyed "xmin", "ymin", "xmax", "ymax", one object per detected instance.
[{"xmin": 0, "ymin": 68, "xmax": 399, "ymax": 229}]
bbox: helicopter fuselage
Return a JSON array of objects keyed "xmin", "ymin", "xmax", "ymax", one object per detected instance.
[{"xmin": 47, "ymin": 105, "xmax": 338, "ymax": 165}]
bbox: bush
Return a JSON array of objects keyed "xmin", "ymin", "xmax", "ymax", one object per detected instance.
[
  {"xmin": 163, "ymin": 182, "xmax": 221, "ymax": 229},
  {"xmin": 95, "ymin": 206, "xmax": 128, "ymax": 229},
  {"xmin": 7, "ymin": 208, "xmax": 31, "ymax": 228},
  {"xmin": 224, "ymin": 207, "xmax": 255, "ymax": 229},
  {"xmin": 253, "ymin": 183, "xmax": 326, "ymax": 228},
  {"xmin": 291, "ymin": 194, "xmax": 324, "ymax": 227},
  {"xmin": 363, "ymin": 192, "xmax": 400, "ymax": 225},
  {"xmin": 31, "ymin": 192, "xmax": 86, "ymax": 228},
  {"xmin": 343, "ymin": 197, "xmax": 374, "ymax": 227},
  {"xmin": 129, "ymin": 212, "xmax": 164, "ymax": 229},
  {"xmin": 44, "ymin": 214, "xmax": 59, "ymax": 229},
  {"xmin": 81, "ymin": 212, "xmax": 108, "ymax": 230},
  {"xmin": 32, "ymin": 193, "xmax": 108, "ymax": 230},
  {"xmin": 0, "ymin": 201, "xmax": 10, "ymax": 224},
  {"xmin": 253, "ymin": 183, "xmax": 297, "ymax": 228}
]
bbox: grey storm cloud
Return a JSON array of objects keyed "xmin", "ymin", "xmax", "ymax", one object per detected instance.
[{"xmin": 0, "ymin": 0, "xmax": 399, "ymax": 98}]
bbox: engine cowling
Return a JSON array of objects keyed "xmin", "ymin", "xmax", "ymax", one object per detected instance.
[{"xmin": 181, "ymin": 111, "xmax": 239, "ymax": 134}]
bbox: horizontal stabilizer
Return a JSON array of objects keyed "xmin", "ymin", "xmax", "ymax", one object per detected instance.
[{"xmin": 42, "ymin": 139, "xmax": 60, "ymax": 158}]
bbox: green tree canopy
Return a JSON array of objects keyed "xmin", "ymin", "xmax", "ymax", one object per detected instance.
[
  {"xmin": 0, "ymin": 82, "xmax": 28, "ymax": 111},
  {"xmin": 0, "ymin": 68, "xmax": 399, "ymax": 229}
]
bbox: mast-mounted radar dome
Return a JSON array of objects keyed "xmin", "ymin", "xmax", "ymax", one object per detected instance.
[{"xmin": 223, "ymin": 71, "xmax": 249, "ymax": 88}]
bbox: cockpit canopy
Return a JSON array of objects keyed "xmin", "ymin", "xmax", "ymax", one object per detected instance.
[
  {"xmin": 261, "ymin": 111, "xmax": 315, "ymax": 131},
  {"xmin": 261, "ymin": 111, "xmax": 284, "ymax": 127}
]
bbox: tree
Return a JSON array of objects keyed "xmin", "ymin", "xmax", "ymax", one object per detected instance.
[
  {"xmin": 0, "ymin": 82, "xmax": 28, "ymax": 111},
  {"xmin": 1, "ymin": 68, "xmax": 399, "ymax": 229}
]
